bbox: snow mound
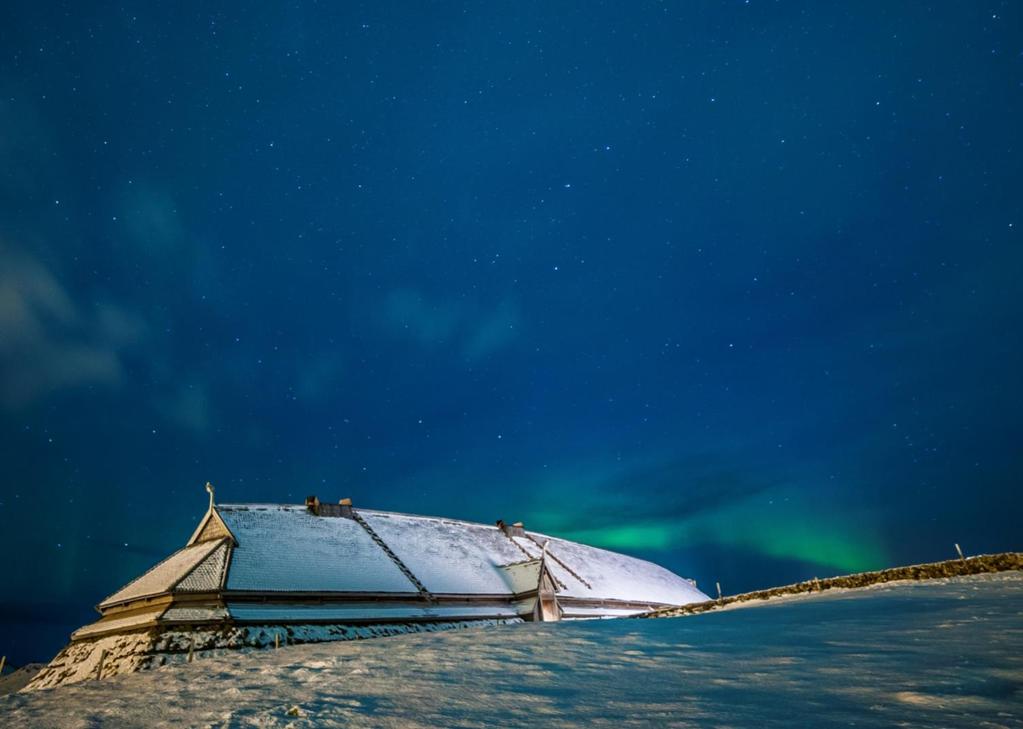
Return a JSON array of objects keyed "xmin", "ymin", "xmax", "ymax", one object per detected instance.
[{"xmin": 2, "ymin": 573, "xmax": 1021, "ymax": 728}]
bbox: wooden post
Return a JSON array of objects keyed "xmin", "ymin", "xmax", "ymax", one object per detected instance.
[
  {"xmin": 0, "ymin": 655, "xmax": 6, "ymax": 676},
  {"xmin": 814, "ymin": 577, "xmax": 822, "ymax": 592},
  {"xmin": 955, "ymin": 543, "xmax": 965, "ymax": 562},
  {"xmin": 716, "ymin": 582, "xmax": 722, "ymax": 602},
  {"xmin": 275, "ymin": 633, "xmax": 280, "ymax": 650},
  {"xmin": 187, "ymin": 637, "xmax": 194, "ymax": 663},
  {"xmin": 95, "ymin": 649, "xmax": 107, "ymax": 680}
]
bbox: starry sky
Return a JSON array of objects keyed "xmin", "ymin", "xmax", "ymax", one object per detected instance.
[{"xmin": 1, "ymin": 2, "xmax": 1021, "ymax": 666}]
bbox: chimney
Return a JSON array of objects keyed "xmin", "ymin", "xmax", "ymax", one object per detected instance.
[
  {"xmin": 306, "ymin": 495, "xmax": 354, "ymax": 518},
  {"xmin": 497, "ymin": 520, "xmax": 526, "ymax": 537}
]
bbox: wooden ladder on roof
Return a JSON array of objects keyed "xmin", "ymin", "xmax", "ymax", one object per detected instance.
[
  {"xmin": 523, "ymin": 534, "xmax": 593, "ymax": 590},
  {"xmin": 351, "ymin": 510, "xmax": 434, "ymax": 601}
]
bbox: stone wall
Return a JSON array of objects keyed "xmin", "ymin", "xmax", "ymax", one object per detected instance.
[
  {"xmin": 642, "ymin": 552, "xmax": 1023, "ymax": 619},
  {"xmin": 24, "ymin": 618, "xmax": 520, "ymax": 692}
]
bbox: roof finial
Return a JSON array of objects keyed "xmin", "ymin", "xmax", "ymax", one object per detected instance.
[{"xmin": 205, "ymin": 481, "xmax": 215, "ymax": 510}]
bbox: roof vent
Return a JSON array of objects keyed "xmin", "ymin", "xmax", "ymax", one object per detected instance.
[
  {"xmin": 306, "ymin": 495, "xmax": 354, "ymax": 518},
  {"xmin": 496, "ymin": 519, "xmax": 526, "ymax": 537}
]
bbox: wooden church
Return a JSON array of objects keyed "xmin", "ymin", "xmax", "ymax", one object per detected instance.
[{"xmin": 27, "ymin": 489, "xmax": 707, "ymax": 689}]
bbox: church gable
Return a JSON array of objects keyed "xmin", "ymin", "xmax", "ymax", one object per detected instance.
[{"xmin": 187, "ymin": 507, "xmax": 235, "ymax": 546}]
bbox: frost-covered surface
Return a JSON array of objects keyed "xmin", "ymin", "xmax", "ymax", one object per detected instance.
[
  {"xmin": 98, "ymin": 539, "xmax": 223, "ymax": 607},
  {"xmin": 218, "ymin": 505, "xmax": 416, "ymax": 593},
  {"xmin": 359, "ymin": 511, "xmax": 526, "ymax": 594},
  {"xmin": 560, "ymin": 606, "xmax": 639, "ymax": 618},
  {"xmin": 162, "ymin": 606, "xmax": 230, "ymax": 622},
  {"xmin": 5, "ymin": 573, "xmax": 1020, "ymax": 728},
  {"xmin": 0, "ymin": 665, "xmax": 44, "ymax": 697},
  {"xmin": 27, "ymin": 619, "xmax": 521, "ymax": 691},
  {"xmin": 175, "ymin": 540, "xmax": 230, "ymax": 592},
  {"xmin": 515, "ymin": 532, "xmax": 708, "ymax": 605},
  {"xmin": 215, "ymin": 504, "xmax": 706, "ymax": 607},
  {"xmin": 227, "ymin": 603, "xmax": 521, "ymax": 620}
]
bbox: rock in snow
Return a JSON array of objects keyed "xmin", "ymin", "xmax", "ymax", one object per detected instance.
[{"xmin": 2, "ymin": 573, "xmax": 1021, "ymax": 728}]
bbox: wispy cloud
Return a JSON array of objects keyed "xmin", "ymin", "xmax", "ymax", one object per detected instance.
[
  {"xmin": 158, "ymin": 383, "xmax": 213, "ymax": 436},
  {"xmin": 0, "ymin": 243, "xmax": 145, "ymax": 409},
  {"xmin": 381, "ymin": 288, "xmax": 520, "ymax": 361}
]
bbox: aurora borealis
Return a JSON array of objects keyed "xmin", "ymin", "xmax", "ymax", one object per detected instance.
[{"xmin": 1, "ymin": 2, "xmax": 1021, "ymax": 666}]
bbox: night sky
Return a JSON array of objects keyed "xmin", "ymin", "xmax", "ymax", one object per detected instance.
[{"xmin": 2, "ymin": 2, "xmax": 1021, "ymax": 666}]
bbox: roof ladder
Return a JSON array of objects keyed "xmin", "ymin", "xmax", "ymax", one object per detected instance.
[
  {"xmin": 351, "ymin": 510, "xmax": 434, "ymax": 601},
  {"xmin": 524, "ymin": 534, "xmax": 593, "ymax": 590}
]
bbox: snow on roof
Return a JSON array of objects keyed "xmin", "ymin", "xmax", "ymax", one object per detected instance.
[
  {"xmin": 213, "ymin": 503, "xmax": 705, "ymax": 605},
  {"xmin": 217, "ymin": 504, "xmax": 417, "ymax": 594},
  {"xmin": 524, "ymin": 531, "xmax": 708, "ymax": 605},
  {"xmin": 176, "ymin": 540, "xmax": 230, "ymax": 592},
  {"xmin": 99, "ymin": 539, "xmax": 225, "ymax": 608},
  {"xmin": 100, "ymin": 502, "xmax": 705, "ymax": 609},
  {"xmin": 358, "ymin": 510, "xmax": 527, "ymax": 595},
  {"xmin": 227, "ymin": 602, "xmax": 520, "ymax": 622},
  {"xmin": 161, "ymin": 606, "xmax": 230, "ymax": 623}
]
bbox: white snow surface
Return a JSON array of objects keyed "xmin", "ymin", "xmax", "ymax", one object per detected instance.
[
  {"xmin": 227, "ymin": 603, "xmax": 520, "ymax": 621},
  {"xmin": 513, "ymin": 532, "xmax": 707, "ymax": 605},
  {"xmin": 161, "ymin": 606, "xmax": 230, "ymax": 623},
  {"xmin": 358, "ymin": 510, "xmax": 529, "ymax": 594},
  {"xmin": 175, "ymin": 540, "xmax": 230, "ymax": 592},
  {"xmin": 215, "ymin": 504, "xmax": 706, "ymax": 606},
  {"xmin": 5, "ymin": 572, "xmax": 1020, "ymax": 728},
  {"xmin": 217, "ymin": 505, "xmax": 417, "ymax": 593}
]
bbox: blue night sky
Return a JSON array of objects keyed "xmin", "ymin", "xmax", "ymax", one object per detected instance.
[{"xmin": 1, "ymin": 2, "xmax": 1021, "ymax": 665}]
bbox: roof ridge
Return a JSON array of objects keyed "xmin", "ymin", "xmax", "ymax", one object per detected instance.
[
  {"xmin": 216, "ymin": 502, "xmax": 504, "ymax": 531},
  {"xmin": 359, "ymin": 508, "xmax": 501, "ymax": 529}
]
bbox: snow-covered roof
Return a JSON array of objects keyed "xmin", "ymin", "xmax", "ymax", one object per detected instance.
[
  {"xmin": 217, "ymin": 504, "xmax": 417, "ymax": 593},
  {"xmin": 97, "ymin": 502, "xmax": 707, "ymax": 613},
  {"xmin": 518, "ymin": 532, "xmax": 707, "ymax": 606},
  {"xmin": 176, "ymin": 540, "xmax": 230, "ymax": 592},
  {"xmin": 215, "ymin": 503, "xmax": 704, "ymax": 605},
  {"xmin": 98, "ymin": 538, "xmax": 226, "ymax": 608},
  {"xmin": 358, "ymin": 510, "xmax": 528, "ymax": 595},
  {"xmin": 226, "ymin": 602, "xmax": 520, "ymax": 622}
]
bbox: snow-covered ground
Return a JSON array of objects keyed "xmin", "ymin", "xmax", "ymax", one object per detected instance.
[{"xmin": 3, "ymin": 573, "xmax": 1021, "ymax": 728}]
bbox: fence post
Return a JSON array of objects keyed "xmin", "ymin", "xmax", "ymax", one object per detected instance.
[
  {"xmin": 0, "ymin": 655, "xmax": 6, "ymax": 676},
  {"xmin": 955, "ymin": 543, "xmax": 965, "ymax": 562},
  {"xmin": 716, "ymin": 582, "xmax": 722, "ymax": 602},
  {"xmin": 187, "ymin": 637, "xmax": 195, "ymax": 663}
]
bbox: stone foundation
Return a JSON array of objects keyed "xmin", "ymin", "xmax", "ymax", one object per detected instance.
[{"xmin": 25, "ymin": 618, "xmax": 520, "ymax": 691}]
